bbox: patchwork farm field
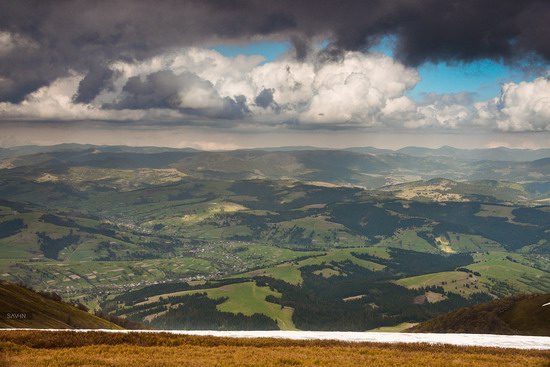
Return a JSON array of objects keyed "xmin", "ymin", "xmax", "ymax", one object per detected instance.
[{"xmin": 1, "ymin": 147, "xmax": 549, "ymax": 332}]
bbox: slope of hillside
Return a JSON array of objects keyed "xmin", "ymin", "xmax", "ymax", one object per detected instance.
[
  {"xmin": 1, "ymin": 331, "xmax": 549, "ymax": 367},
  {"xmin": 397, "ymin": 146, "xmax": 550, "ymax": 162},
  {"xmin": 0, "ymin": 281, "xmax": 121, "ymax": 329},
  {"xmin": 411, "ymin": 294, "xmax": 550, "ymax": 336}
]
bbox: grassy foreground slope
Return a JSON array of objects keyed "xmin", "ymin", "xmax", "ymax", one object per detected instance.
[
  {"xmin": 0, "ymin": 331, "xmax": 548, "ymax": 367},
  {"xmin": 0, "ymin": 281, "xmax": 120, "ymax": 329},
  {"xmin": 412, "ymin": 294, "xmax": 550, "ymax": 336}
]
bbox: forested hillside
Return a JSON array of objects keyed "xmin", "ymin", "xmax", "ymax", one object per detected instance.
[{"xmin": 1, "ymin": 145, "xmax": 548, "ymax": 330}]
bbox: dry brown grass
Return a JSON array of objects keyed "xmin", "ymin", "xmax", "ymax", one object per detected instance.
[{"xmin": 1, "ymin": 331, "xmax": 549, "ymax": 367}]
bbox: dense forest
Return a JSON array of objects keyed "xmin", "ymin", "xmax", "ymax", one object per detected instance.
[
  {"xmin": 120, "ymin": 293, "xmax": 278, "ymax": 330},
  {"xmin": 255, "ymin": 262, "xmax": 491, "ymax": 330}
]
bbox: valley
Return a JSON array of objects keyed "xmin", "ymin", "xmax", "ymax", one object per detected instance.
[{"xmin": 0, "ymin": 145, "xmax": 549, "ymax": 331}]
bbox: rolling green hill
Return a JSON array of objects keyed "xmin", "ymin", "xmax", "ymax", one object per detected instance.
[
  {"xmin": 411, "ymin": 293, "xmax": 550, "ymax": 336},
  {"xmin": 0, "ymin": 145, "xmax": 549, "ymax": 331},
  {"xmin": 2, "ymin": 145, "xmax": 550, "ymax": 189},
  {"xmin": 0, "ymin": 280, "xmax": 121, "ymax": 329}
]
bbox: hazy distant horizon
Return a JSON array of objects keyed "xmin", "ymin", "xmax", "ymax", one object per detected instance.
[
  {"xmin": 2, "ymin": 125, "xmax": 549, "ymax": 151},
  {"xmin": 3, "ymin": 140, "xmax": 550, "ymax": 153}
]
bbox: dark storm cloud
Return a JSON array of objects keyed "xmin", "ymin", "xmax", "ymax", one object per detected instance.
[
  {"xmin": 255, "ymin": 88, "xmax": 275, "ymax": 109},
  {"xmin": 214, "ymin": 95, "xmax": 250, "ymax": 120},
  {"xmin": 110, "ymin": 70, "xmax": 249, "ymax": 119},
  {"xmin": 113, "ymin": 70, "xmax": 184, "ymax": 110},
  {"xmin": 290, "ymin": 35, "xmax": 312, "ymax": 62},
  {"xmin": 1, "ymin": 0, "xmax": 549, "ymax": 103},
  {"xmin": 73, "ymin": 64, "xmax": 116, "ymax": 104}
]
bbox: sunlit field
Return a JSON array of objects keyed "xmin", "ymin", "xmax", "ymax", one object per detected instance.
[{"xmin": 1, "ymin": 331, "xmax": 549, "ymax": 367}]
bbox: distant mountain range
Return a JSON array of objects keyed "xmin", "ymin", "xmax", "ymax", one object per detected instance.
[
  {"xmin": 1, "ymin": 144, "xmax": 549, "ymax": 190},
  {"xmin": 394, "ymin": 146, "xmax": 550, "ymax": 162},
  {"xmin": 2, "ymin": 144, "xmax": 550, "ymax": 162}
]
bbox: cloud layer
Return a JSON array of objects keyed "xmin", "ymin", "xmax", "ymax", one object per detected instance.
[
  {"xmin": 0, "ymin": 1, "xmax": 549, "ymax": 135},
  {"xmin": 1, "ymin": 0, "xmax": 549, "ymax": 104},
  {"xmin": 1, "ymin": 49, "xmax": 419, "ymax": 128},
  {"xmin": 1, "ymin": 47, "xmax": 548, "ymax": 132},
  {"xmin": 476, "ymin": 76, "xmax": 550, "ymax": 131}
]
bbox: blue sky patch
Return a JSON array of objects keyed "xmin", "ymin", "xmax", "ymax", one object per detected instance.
[{"xmin": 212, "ymin": 39, "xmax": 544, "ymax": 102}]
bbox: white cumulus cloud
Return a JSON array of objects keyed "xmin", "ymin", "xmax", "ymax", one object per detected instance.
[
  {"xmin": 475, "ymin": 75, "xmax": 550, "ymax": 131},
  {"xmin": 103, "ymin": 48, "xmax": 421, "ymax": 127},
  {"xmin": 1, "ymin": 46, "xmax": 549, "ymax": 136}
]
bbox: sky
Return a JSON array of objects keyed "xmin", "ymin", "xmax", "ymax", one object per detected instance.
[{"xmin": 0, "ymin": 0, "xmax": 549, "ymax": 150}]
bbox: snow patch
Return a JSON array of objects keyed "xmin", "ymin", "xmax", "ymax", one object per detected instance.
[{"xmin": 4, "ymin": 329, "xmax": 550, "ymax": 350}]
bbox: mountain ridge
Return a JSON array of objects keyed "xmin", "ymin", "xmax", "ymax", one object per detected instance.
[
  {"xmin": 411, "ymin": 293, "xmax": 550, "ymax": 336},
  {"xmin": 2, "ymin": 146, "xmax": 549, "ymax": 190}
]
